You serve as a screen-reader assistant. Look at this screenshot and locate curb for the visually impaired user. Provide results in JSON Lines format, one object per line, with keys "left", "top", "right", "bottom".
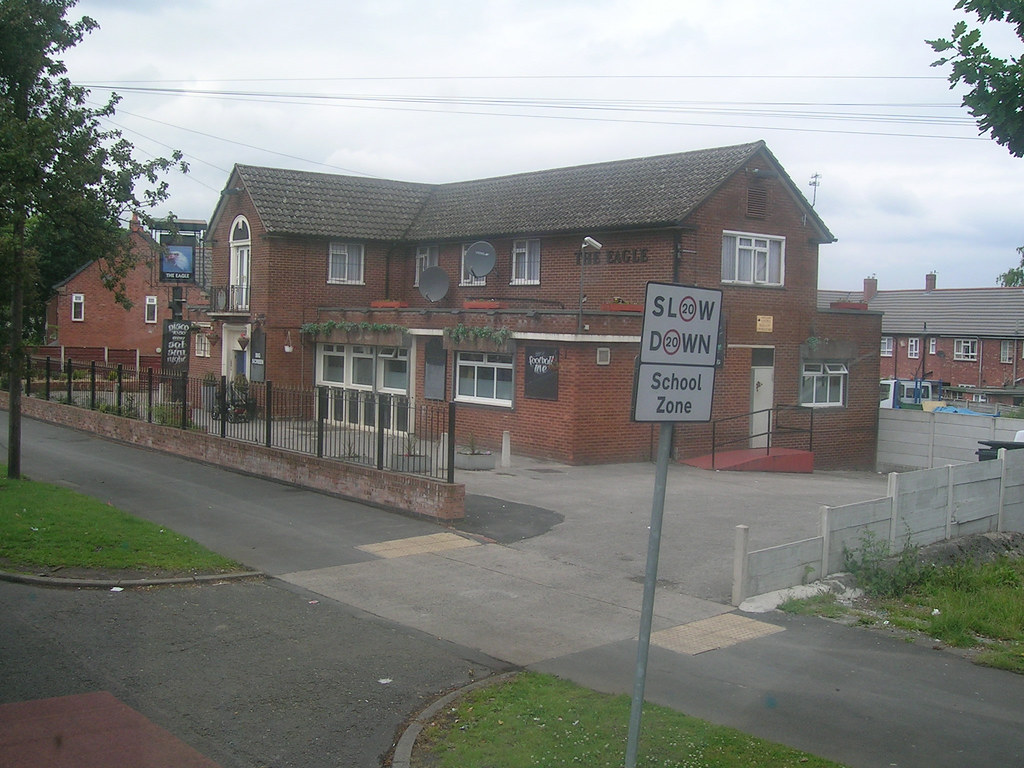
{"left": 390, "top": 671, "right": 518, "bottom": 768}
{"left": 0, "top": 570, "right": 265, "bottom": 589}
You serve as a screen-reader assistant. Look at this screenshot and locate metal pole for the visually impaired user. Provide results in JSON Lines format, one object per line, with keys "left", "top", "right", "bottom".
{"left": 624, "top": 420, "right": 674, "bottom": 767}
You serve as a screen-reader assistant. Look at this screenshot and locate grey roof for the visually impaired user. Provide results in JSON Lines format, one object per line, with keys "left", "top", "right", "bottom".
{"left": 819, "top": 287, "right": 1024, "bottom": 337}
{"left": 232, "top": 141, "right": 833, "bottom": 243}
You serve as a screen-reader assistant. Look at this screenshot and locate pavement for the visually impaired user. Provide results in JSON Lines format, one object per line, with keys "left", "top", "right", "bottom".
{"left": 2, "top": 413, "right": 1024, "bottom": 767}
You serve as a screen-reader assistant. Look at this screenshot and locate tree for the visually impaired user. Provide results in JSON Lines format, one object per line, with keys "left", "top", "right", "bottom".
{"left": 0, "top": 0, "right": 186, "bottom": 478}
{"left": 927, "top": 1, "right": 1024, "bottom": 157}
{"left": 997, "top": 246, "right": 1024, "bottom": 286}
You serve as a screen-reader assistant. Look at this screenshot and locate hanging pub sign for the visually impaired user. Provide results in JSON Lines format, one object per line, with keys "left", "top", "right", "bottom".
{"left": 160, "top": 234, "right": 196, "bottom": 282}
{"left": 524, "top": 346, "right": 559, "bottom": 401}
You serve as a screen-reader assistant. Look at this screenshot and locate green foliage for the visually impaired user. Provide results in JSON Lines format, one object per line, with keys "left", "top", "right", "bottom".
{"left": 299, "top": 320, "right": 407, "bottom": 337}
{"left": 927, "top": 1, "right": 1024, "bottom": 157}
{"left": 997, "top": 245, "right": 1024, "bottom": 287}
{"left": 445, "top": 323, "right": 513, "bottom": 345}
{"left": 843, "top": 530, "right": 932, "bottom": 598}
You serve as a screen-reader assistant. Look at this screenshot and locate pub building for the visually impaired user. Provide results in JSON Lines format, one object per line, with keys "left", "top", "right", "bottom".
{"left": 201, "top": 140, "right": 880, "bottom": 469}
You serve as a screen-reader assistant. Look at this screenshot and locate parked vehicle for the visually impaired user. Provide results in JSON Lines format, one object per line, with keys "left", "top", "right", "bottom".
{"left": 879, "top": 378, "right": 943, "bottom": 409}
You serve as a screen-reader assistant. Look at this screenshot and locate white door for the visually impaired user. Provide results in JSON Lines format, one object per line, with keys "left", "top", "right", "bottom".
{"left": 750, "top": 349, "right": 775, "bottom": 448}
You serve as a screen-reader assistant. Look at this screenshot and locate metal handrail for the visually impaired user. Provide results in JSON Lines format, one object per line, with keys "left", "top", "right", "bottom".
{"left": 709, "top": 405, "right": 813, "bottom": 469}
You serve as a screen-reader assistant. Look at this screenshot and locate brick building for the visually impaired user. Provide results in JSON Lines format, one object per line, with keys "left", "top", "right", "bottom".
{"left": 821, "top": 274, "right": 1024, "bottom": 407}
{"left": 202, "top": 141, "right": 881, "bottom": 468}
{"left": 46, "top": 217, "right": 209, "bottom": 363}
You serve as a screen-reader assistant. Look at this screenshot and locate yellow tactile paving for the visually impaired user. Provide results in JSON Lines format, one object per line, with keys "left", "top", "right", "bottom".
{"left": 356, "top": 532, "right": 480, "bottom": 559}
{"left": 651, "top": 613, "right": 784, "bottom": 655}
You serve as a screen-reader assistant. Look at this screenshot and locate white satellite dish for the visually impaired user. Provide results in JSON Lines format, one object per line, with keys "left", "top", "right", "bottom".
{"left": 464, "top": 241, "right": 496, "bottom": 279}
{"left": 418, "top": 266, "right": 450, "bottom": 302}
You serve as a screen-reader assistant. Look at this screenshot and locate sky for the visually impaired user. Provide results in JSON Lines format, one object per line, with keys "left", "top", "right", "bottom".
{"left": 61, "top": 0, "right": 1023, "bottom": 293}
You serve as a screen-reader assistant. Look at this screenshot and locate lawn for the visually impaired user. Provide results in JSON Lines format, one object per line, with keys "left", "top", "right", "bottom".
{"left": 0, "top": 467, "right": 242, "bottom": 575}
{"left": 412, "top": 671, "right": 846, "bottom": 768}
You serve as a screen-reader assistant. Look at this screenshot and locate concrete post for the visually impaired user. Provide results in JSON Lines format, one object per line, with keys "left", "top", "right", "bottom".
{"left": 501, "top": 430, "right": 511, "bottom": 467}
{"left": 731, "top": 524, "right": 749, "bottom": 607}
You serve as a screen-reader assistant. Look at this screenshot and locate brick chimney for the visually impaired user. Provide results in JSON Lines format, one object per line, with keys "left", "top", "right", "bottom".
{"left": 863, "top": 276, "right": 878, "bottom": 301}
{"left": 925, "top": 272, "right": 937, "bottom": 292}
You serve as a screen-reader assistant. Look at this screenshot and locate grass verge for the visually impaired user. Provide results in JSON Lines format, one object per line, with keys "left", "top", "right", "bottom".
{"left": 412, "top": 671, "right": 846, "bottom": 768}
{"left": 0, "top": 467, "right": 243, "bottom": 575}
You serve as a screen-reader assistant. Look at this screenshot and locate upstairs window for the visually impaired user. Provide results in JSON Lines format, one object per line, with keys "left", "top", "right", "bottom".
{"left": 229, "top": 216, "right": 251, "bottom": 311}
{"left": 880, "top": 336, "right": 894, "bottom": 357}
{"left": 907, "top": 337, "right": 919, "bottom": 359}
{"left": 1001, "top": 340, "right": 1014, "bottom": 364}
{"left": 511, "top": 238, "right": 541, "bottom": 285}
{"left": 145, "top": 295, "right": 158, "bottom": 324}
{"left": 721, "top": 232, "right": 784, "bottom": 286}
{"left": 954, "top": 338, "right": 978, "bottom": 361}
{"left": 415, "top": 245, "right": 439, "bottom": 286}
{"left": 461, "top": 243, "right": 486, "bottom": 286}
{"left": 328, "top": 242, "right": 365, "bottom": 285}
{"left": 71, "top": 293, "right": 85, "bottom": 321}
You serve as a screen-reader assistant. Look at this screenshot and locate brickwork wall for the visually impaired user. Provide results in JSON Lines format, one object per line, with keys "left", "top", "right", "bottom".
{"left": 3, "top": 393, "right": 464, "bottom": 522}
{"left": 881, "top": 333, "right": 1023, "bottom": 396}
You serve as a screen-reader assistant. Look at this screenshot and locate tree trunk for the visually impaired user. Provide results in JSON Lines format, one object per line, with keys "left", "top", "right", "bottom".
{"left": 7, "top": 214, "right": 25, "bottom": 479}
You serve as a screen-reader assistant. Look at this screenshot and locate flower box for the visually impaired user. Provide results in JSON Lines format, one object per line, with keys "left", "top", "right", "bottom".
{"left": 455, "top": 451, "right": 495, "bottom": 471}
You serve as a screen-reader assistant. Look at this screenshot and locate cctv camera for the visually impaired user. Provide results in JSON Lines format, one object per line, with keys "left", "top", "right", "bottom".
{"left": 582, "top": 236, "right": 603, "bottom": 250}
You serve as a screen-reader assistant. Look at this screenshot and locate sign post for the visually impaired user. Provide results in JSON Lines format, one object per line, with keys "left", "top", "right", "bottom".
{"left": 624, "top": 282, "right": 721, "bottom": 768}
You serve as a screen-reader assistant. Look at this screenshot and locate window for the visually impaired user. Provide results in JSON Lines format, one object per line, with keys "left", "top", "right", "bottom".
{"left": 880, "top": 336, "right": 894, "bottom": 357}
{"left": 929, "top": 337, "right": 937, "bottom": 355}
{"left": 377, "top": 347, "right": 409, "bottom": 392}
{"left": 511, "top": 238, "right": 541, "bottom": 285}
{"left": 194, "top": 324, "right": 211, "bottom": 358}
{"left": 229, "top": 216, "right": 251, "bottom": 311}
{"left": 350, "top": 345, "right": 375, "bottom": 387}
{"left": 415, "top": 245, "right": 438, "bottom": 286}
{"left": 721, "top": 231, "right": 784, "bottom": 286}
{"left": 1001, "top": 340, "right": 1014, "bottom": 364}
{"left": 145, "top": 295, "right": 158, "bottom": 324}
{"left": 907, "top": 337, "right": 919, "bottom": 359}
{"left": 461, "top": 243, "right": 485, "bottom": 286}
{"left": 71, "top": 293, "right": 84, "bottom": 322}
{"left": 321, "top": 344, "right": 346, "bottom": 383}
{"left": 456, "top": 351, "right": 513, "bottom": 405}
{"left": 954, "top": 338, "right": 978, "bottom": 361}
{"left": 800, "top": 362, "right": 848, "bottom": 407}
{"left": 328, "top": 242, "right": 365, "bottom": 285}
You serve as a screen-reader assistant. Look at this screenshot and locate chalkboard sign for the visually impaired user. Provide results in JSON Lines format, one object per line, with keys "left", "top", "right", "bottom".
{"left": 525, "top": 346, "right": 559, "bottom": 401}
{"left": 162, "top": 320, "right": 192, "bottom": 374}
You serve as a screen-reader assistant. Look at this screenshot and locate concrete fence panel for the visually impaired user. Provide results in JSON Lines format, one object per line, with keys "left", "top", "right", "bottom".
{"left": 824, "top": 497, "right": 893, "bottom": 575}
{"left": 735, "top": 534, "right": 823, "bottom": 605}
{"left": 877, "top": 409, "right": 1024, "bottom": 471}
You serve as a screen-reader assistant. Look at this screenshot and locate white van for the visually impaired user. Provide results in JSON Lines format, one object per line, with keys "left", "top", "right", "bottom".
{"left": 879, "top": 379, "right": 943, "bottom": 409}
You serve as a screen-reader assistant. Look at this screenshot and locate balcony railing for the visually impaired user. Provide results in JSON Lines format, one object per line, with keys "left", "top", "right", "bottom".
{"left": 209, "top": 283, "right": 250, "bottom": 313}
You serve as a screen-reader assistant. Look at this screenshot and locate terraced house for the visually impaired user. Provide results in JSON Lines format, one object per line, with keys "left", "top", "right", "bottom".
{"left": 201, "top": 141, "right": 880, "bottom": 469}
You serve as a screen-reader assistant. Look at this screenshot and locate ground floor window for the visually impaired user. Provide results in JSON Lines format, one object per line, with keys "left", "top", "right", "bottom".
{"left": 456, "top": 351, "right": 513, "bottom": 405}
{"left": 800, "top": 362, "right": 847, "bottom": 407}
{"left": 317, "top": 343, "right": 409, "bottom": 393}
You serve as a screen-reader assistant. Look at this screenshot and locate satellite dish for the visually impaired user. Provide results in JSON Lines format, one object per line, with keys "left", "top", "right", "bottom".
{"left": 418, "top": 266, "right": 450, "bottom": 302}
{"left": 465, "top": 240, "right": 496, "bottom": 279}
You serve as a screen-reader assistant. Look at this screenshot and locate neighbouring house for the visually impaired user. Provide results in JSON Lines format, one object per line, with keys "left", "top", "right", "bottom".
{"left": 820, "top": 273, "right": 1024, "bottom": 407}
{"left": 45, "top": 217, "right": 210, "bottom": 368}
{"left": 201, "top": 140, "right": 881, "bottom": 468}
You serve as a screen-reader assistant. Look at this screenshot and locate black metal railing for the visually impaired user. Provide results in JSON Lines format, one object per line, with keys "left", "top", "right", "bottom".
{"left": 26, "top": 355, "right": 456, "bottom": 482}
{"left": 708, "top": 405, "right": 814, "bottom": 469}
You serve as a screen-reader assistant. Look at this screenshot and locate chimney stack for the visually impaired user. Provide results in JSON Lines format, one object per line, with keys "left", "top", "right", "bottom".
{"left": 863, "top": 275, "right": 878, "bottom": 301}
{"left": 925, "top": 272, "right": 937, "bottom": 292}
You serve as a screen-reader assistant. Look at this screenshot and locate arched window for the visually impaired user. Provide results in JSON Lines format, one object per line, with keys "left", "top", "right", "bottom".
{"left": 229, "top": 216, "right": 250, "bottom": 310}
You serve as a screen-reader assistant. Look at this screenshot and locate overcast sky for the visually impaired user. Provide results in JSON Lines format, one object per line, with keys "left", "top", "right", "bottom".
{"left": 63, "top": 0, "right": 1023, "bottom": 292}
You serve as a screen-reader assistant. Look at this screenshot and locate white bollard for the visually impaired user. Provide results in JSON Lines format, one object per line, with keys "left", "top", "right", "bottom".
{"left": 501, "top": 430, "right": 511, "bottom": 467}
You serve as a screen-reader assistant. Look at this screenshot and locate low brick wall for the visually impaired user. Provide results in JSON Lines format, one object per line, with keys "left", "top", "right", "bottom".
{"left": 2, "top": 394, "right": 465, "bottom": 522}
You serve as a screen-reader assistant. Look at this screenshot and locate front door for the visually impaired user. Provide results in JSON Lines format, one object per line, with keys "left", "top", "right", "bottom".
{"left": 750, "top": 348, "right": 775, "bottom": 448}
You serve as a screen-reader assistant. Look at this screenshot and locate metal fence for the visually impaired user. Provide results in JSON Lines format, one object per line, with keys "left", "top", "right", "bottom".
{"left": 26, "top": 355, "right": 456, "bottom": 482}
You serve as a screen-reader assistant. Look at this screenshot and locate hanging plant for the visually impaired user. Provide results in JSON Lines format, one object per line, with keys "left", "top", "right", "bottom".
{"left": 300, "top": 320, "right": 408, "bottom": 338}
{"left": 445, "top": 323, "right": 513, "bottom": 348}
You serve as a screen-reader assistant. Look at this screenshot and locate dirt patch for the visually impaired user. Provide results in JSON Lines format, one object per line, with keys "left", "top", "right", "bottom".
{"left": 910, "top": 531, "right": 1024, "bottom": 568}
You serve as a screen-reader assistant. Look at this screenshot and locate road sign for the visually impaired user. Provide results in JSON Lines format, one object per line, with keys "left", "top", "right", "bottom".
{"left": 632, "top": 282, "right": 722, "bottom": 423}
{"left": 640, "top": 283, "right": 722, "bottom": 368}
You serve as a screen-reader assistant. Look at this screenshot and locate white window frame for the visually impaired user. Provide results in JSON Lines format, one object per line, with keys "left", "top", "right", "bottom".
{"left": 954, "top": 338, "right": 978, "bottom": 361}
{"left": 721, "top": 231, "right": 785, "bottom": 286}
{"left": 144, "top": 295, "right": 158, "bottom": 324}
{"left": 377, "top": 347, "right": 409, "bottom": 393}
{"left": 229, "top": 215, "right": 251, "bottom": 311}
{"left": 414, "top": 245, "right": 439, "bottom": 286}
{"left": 194, "top": 324, "right": 212, "bottom": 358}
{"left": 315, "top": 343, "right": 409, "bottom": 395}
{"left": 328, "top": 242, "right": 365, "bottom": 285}
{"left": 1001, "top": 340, "right": 1014, "bottom": 364}
{"left": 71, "top": 293, "right": 85, "bottom": 322}
{"left": 880, "top": 336, "right": 894, "bottom": 357}
{"left": 929, "top": 337, "right": 937, "bottom": 355}
{"left": 456, "top": 351, "right": 513, "bottom": 406}
{"left": 511, "top": 238, "right": 541, "bottom": 285}
{"left": 907, "top": 337, "right": 919, "bottom": 359}
{"left": 800, "top": 362, "right": 848, "bottom": 408}
{"left": 461, "top": 243, "right": 486, "bottom": 287}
